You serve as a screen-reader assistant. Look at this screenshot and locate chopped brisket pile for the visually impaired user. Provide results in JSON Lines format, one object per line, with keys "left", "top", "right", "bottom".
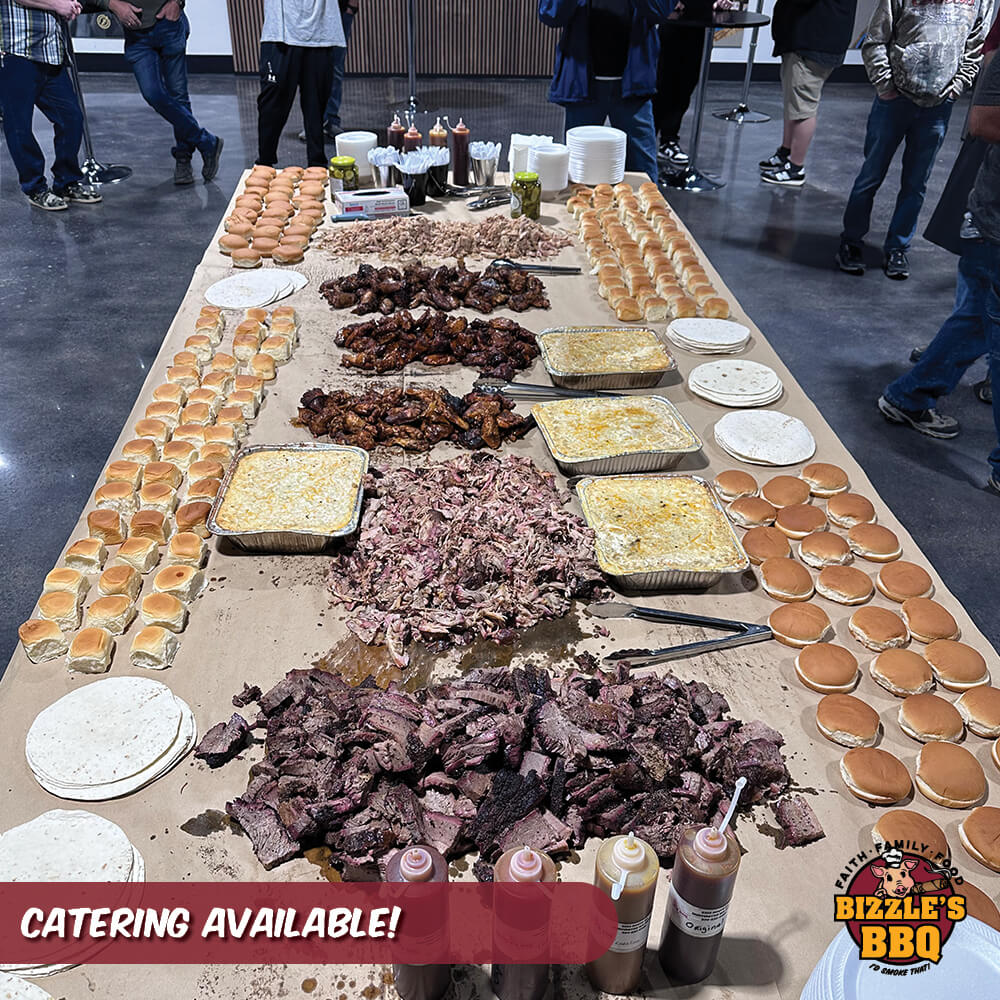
{"left": 293, "top": 386, "right": 532, "bottom": 452}
{"left": 327, "top": 454, "right": 605, "bottom": 663}
{"left": 221, "top": 662, "right": 794, "bottom": 872}
{"left": 320, "top": 262, "right": 550, "bottom": 316}
{"left": 772, "top": 794, "right": 825, "bottom": 847}
{"left": 195, "top": 713, "right": 252, "bottom": 768}
{"left": 335, "top": 309, "right": 539, "bottom": 380}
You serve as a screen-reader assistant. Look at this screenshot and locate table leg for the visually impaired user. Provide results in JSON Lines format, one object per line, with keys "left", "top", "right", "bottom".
{"left": 713, "top": 0, "right": 770, "bottom": 123}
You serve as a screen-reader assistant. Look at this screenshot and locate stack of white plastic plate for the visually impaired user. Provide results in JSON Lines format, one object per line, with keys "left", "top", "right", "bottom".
{"left": 204, "top": 269, "right": 307, "bottom": 309}
{"left": 666, "top": 318, "right": 750, "bottom": 354}
{"left": 567, "top": 126, "right": 627, "bottom": 185}
{"left": 688, "top": 359, "right": 783, "bottom": 407}
{"left": 0, "top": 810, "right": 145, "bottom": 977}
{"left": 714, "top": 409, "right": 815, "bottom": 466}
{"left": 25, "top": 677, "right": 196, "bottom": 801}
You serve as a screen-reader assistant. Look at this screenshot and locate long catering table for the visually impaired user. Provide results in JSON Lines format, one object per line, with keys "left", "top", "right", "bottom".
{"left": 3, "top": 174, "right": 998, "bottom": 1000}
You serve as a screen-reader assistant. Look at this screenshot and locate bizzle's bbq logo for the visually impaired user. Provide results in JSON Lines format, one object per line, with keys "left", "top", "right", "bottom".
{"left": 834, "top": 847, "right": 966, "bottom": 967}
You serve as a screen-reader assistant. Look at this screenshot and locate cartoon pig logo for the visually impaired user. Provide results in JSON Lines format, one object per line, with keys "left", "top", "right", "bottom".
{"left": 871, "top": 851, "right": 918, "bottom": 898}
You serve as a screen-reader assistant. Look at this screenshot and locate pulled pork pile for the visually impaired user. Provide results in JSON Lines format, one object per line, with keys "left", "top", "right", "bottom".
{"left": 293, "top": 386, "right": 532, "bottom": 452}
{"left": 219, "top": 662, "right": 795, "bottom": 872}
{"left": 328, "top": 453, "right": 605, "bottom": 661}
{"left": 319, "top": 262, "right": 550, "bottom": 316}
{"left": 336, "top": 309, "right": 539, "bottom": 380}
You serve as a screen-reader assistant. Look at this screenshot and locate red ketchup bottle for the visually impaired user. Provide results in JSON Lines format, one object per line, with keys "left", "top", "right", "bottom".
{"left": 388, "top": 114, "right": 406, "bottom": 150}
{"left": 384, "top": 845, "right": 451, "bottom": 1000}
{"left": 450, "top": 118, "right": 470, "bottom": 187}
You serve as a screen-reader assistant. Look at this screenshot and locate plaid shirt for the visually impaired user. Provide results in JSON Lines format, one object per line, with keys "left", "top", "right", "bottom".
{"left": 0, "top": 0, "right": 65, "bottom": 65}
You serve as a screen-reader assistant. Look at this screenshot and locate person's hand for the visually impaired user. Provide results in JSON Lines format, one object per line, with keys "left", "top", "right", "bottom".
{"left": 109, "top": 0, "right": 143, "bottom": 29}
{"left": 52, "top": 0, "right": 81, "bottom": 20}
{"left": 880, "top": 87, "right": 900, "bottom": 100}
{"left": 157, "top": 0, "right": 182, "bottom": 21}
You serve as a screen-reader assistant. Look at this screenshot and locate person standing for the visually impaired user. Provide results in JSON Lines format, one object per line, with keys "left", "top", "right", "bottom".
{"left": 298, "top": 0, "right": 357, "bottom": 143}
{"left": 539, "top": 0, "right": 673, "bottom": 184}
{"left": 836, "top": 0, "right": 991, "bottom": 280}
{"left": 0, "top": 0, "right": 102, "bottom": 209}
{"left": 94, "top": 0, "right": 222, "bottom": 185}
{"left": 257, "top": 0, "right": 344, "bottom": 169}
{"left": 653, "top": 15, "right": 701, "bottom": 169}
{"left": 758, "top": 0, "right": 858, "bottom": 186}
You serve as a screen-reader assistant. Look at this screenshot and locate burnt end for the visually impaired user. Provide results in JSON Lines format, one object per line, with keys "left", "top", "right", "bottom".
{"left": 194, "top": 713, "right": 251, "bottom": 768}
{"left": 772, "top": 795, "right": 825, "bottom": 847}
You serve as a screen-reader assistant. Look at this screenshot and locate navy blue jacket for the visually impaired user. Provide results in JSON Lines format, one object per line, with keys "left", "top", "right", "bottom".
{"left": 539, "top": 0, "right": 675, "bottom": 104}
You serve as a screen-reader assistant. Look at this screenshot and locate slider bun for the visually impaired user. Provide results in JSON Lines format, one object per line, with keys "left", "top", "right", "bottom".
{"left": 187, "top": 477, "right": 222, "bottom": 503}
{"left": 915, "top": 741, "right": 985, "bottom": 808}
{"left": 840, "top": 746, "right": 912, "bottom": 804}
{"left": 65, "top": 537, "right": 107, "bottom": 571}
{"left": 189, "top": 460, "right": 225, "bottom": 482}
{"left": 702, "top": 296, "right": 730, "bottom": 319}
{"left": 850, "top": 607, "right": 909, "bottom": 651}
{"left": 901, "top": 597, "right": 959, "bottom": 643}
{"left": 670, "top": 294, "right": 698, "bottom": 318}
{"left": 87, "top": 509, "right": 126, "bottom": 546}
{"left": 816, "top": 693, "right": 879, "bottom": 747}
{"left": 43, "top": 567, "right": 88, "bottom": 600}
{"left": 955, "top": 686, "right": 1000, "bottom": 738}
{"left": 97, "top": 564, "right": 141, "bottom": 600}
{"left": 714, "top": 469, "right": 758, "bottom": 501}
{"left": 799, "top": 531, "right": 852, "bottom": 568}
{"left": 876, "top": 561, "right": 933, "bottom": 602}
{"left": 872, "top": 809, "right": 949, "bottom": 862}
{"left": 38, "top": 591, "right": 80, "bottom": 630}
{"left": 152, "top": 564, "right": 204, "bottom": 602}
{"left": 251, "top": 354, "right": 277, "bottom": 380}
{"left": 143, "top": 462, "right": 183, "bottom": 489}
{"left": 960, "top": 807, "right": 1000, "bottom": 871}
{"left": 796, "top": 643, "right": 860, "bottom": 694}
{"left": 775, "top": 504, "right": 827, "bottom": 539}
{"left": 161, "top": 440, "right": 198, "bottom": 471}
{"left": 759, "top": 557, "right": 814, "bottom": 602}
{"left": 130, "top": 510, "right": 171, "bottom": 546}
{"left": 924, "top": 640, "right": 990, "bottom": 691}
{"left": 769, "top": 602, "right": 832, "bottom": 647}
{"left": 728, "top": 496, "right": 776, "bottom": 528}
{"left": 121, "top": 438, "right": 159, "bottom": 465}
{"left": 106, "top": 459, "right": 143, "bottom": 488}
{"left": 140, "top": 592, "right": 188, "bottom": 633}
{"left": 827, "top": 492, "right": 877, "bottom": 528}
{"left": 18, "top": 619, "right": 69, "bottom": 663}
{"left": 642, "top": 296, "right": 669, "bottom": 322}
{"left": 898, "top": 693, "right": 964, "bottom": 743}
{"left": 94, "top": 480, "right": 137, "bottom": 518}
{"left": 742, "top": 526, "right": 790, "bottom": 565}
{"left": 848, "top": 523, "right": 902, "bottom": 562}
{"left": 959, "top": 881, "right": 1000, "bottom": 931}
{"left": 129, "top": 626, "right": 179, "bottom": 671}
{"left": 176, "top": 501, "right": 212, "bottom": 538}
{"left": 114, "top": 536, "right": 160, "bottom": 574}
{"left": 815, "top": 565, "right": 874, "bottom": 605}
{"left": 869, "top": 649, "right": 934, "bottom": 696}
{"left": 761, "top": 475, "right": 811, "bottom": 509}
{"left": 614, "top": 297, "right": 642, "bottom": 322}
{"left": 67, "top": 626, "right": 114, "bottom": 673}
{"left": 232, "top": 248, "right": 262, "bottom": 268}
{"left": 167, "top": 531, "right": 207, "bottom": 568}
{"left": 85, "top": 595, "right": 136, "bottom": 636}
{"left": 800, "top": 462, "right": 849, "bottom": 497}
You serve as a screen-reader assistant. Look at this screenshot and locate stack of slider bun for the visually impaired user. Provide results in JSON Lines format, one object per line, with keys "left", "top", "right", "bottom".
{"left": 715, "top": 460, "right": 1000, "bottom": 883}
{"left": 566, "top": 180, "right": 731, "bottom": 323}
{"left": 17, "top": 302, "right": 300, "bottom": 674}
{"left": 220, "top": 164, "right": 327, "bottom": 269}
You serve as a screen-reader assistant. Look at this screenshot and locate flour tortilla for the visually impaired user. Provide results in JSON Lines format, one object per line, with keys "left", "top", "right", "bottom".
{"left": 693, "top": 384, "right": 784, "bottom": 408}
{"left": 689, "top": 359, "right": 780, "bottom": 397}
{"left": 204, "top": 271, "right": 292, "bottom": 309}
{"left": 0, "top": 973, "right": 54, "bottom": 1000}
{"left": 25, "top": 677, "right": 184, "bottom": 787}
{"left": 667, "top": 318, "right": 750, "bottom": 348}
{"left": 283, "top": 270, "right": 308, "bottom": 291}
{"left": 714, "top": 409, "right": 816, "bottom": 466}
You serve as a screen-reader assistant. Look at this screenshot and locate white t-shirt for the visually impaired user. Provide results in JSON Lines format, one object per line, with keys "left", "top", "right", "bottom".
{"left": 261, "top": 0, "right": 345, "bottom": 47}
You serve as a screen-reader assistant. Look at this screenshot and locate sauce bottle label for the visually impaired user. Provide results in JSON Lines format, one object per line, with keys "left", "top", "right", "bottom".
{"left": 608, "top": 913, "right": 652, "bottom": 953}
{"left": 666, "top": 886, "right": 729, "bottom": 939}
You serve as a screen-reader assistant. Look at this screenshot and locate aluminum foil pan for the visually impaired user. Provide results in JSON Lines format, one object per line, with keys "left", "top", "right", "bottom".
{"left": 207, "top": 442, "right": 369, "bottom": 553}
{"left": 576, "top": 473, "right": 749, "bottom": 591}
{"left": 533, "top": 395, "right": 702, "bottom": 476}
{"left": 536, "top": 325, "right": 677, "bottom": 390}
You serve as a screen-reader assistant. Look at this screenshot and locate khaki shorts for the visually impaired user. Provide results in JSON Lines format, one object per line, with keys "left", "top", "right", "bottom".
{"left": 781, "top": 52, "right": 835, "bottom": 120}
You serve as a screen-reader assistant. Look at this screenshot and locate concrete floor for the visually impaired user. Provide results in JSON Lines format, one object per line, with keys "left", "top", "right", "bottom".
{"left": 1, "top": 73, "right": 997, "bottom": 664}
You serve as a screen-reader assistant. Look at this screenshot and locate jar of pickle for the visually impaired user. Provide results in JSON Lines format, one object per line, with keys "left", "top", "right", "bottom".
{"left": 511, "top": 171, "right": 541, "bottom": 220}
{"left": 328, "top": 155, "right": 359, "bottom": 193}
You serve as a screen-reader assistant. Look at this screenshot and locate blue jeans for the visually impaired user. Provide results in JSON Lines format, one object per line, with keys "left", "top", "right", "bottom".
{"left": 324, "top": 9, "right": 353, "bottom": 129}
{"left": 562, "top": 78, "right": 658, "bottom": 184}
{"left": 841, "top": 95, "right": 953, "bottom": 253}
{"left": 883, "top": 238, "right": 1000, "bottom": 477}
{"left": 124, "top": 13, "right": 214, "bottom": 159}
{"left": 0, "top": 55, "right": 84, "bottom": 195}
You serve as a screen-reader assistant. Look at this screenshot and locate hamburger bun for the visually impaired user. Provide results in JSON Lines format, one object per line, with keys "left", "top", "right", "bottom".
{"left": 897, "top": 693, "right": 964, "bottom": 743}
{"left": 775, "top": 504, "right": 828, "bottom": 539}
{"left": 816, "top": 693, "right": 880, "bottom": 747}
{"left": 872, "top": 809, "right": 950, "bottom": 862}
{"left": 795, "top": 643, "right": 860, "bottom": 693}
{"left": 960, "top": 807, "right": 1000, "bottom": 872}
{"left": 840, "top": 747, "right": 912, "bottom": 804}
{"left": 272, "top": 244, "right": 305, "bottom": 265}
{"left": 901, "top": 598, "right": 959, "bottom": 643}
{"left": 993, "top": 737, "right": 1000, "bottom": 773}
{"left": 714, "top": 470, "right": 758, "bottom": 502}
{"left": 761, "top": 475, "right": 811, "bottom": 509}
{"left": 218, "top": 233, "right": 249, "bottom": 255}
{"left": 799, "top": 531, "right": 853, "bottom": 569}
{"left": 827, "top": 493, "right": 877, "bottom": 528}
{"left": 759, "top": 557, "right": 815, "bottom": 602}
{"left": 800, "top": 462, "right": 849, "bottom": 497}
{"left": 924, "top": 640, "right": 990, "bottom": 691}
{"left": 876, "top": 561, "right": 934, "bottom": 602}
{"left": 728, "top": 496, "right": 777, "bottom": 528}
{"left": 816, "top": 565, "right": 874, "bottom": 605}
{"left": 956, "top": 686, "right": 1000, "bottom": 738}
{"left": 769, "top": 602, "right": 832, "bottom": 648}
{"left": 848, "top": 523, "right": 902, "bottom": 562}
{"left": 869, "top": 649, "right": 934, "bottom": 697}
{"left": 849, "top": 606, "right": 910, "bottom": 651}
{"left": 915, "top": 741, "right": 985, "bottom": 808}
{"left": 742, "top": 526, "right": 791, "bottom": 564}
{"left": 959, "top": 881, "right": 1000, "bottom": 931}
{"left": 231, "top": 248, "right": 262, "bottom": 269}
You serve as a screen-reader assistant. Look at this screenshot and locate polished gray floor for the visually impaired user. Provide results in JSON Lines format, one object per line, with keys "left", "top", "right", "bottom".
{"left": 1, "top": 73, "right": 996, "bottom": 664}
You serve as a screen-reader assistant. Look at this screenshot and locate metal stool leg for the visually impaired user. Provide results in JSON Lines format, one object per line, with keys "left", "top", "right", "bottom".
{"left": 713, "top": 0, "right": 770, "bottom": 123}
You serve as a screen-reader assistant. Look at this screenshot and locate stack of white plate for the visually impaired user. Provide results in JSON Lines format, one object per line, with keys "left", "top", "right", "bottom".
{"left": 0, "top": 810, "right": 144, "bottom": 978}
{"left": 566, "top": 126, "right": 627, "bottom": 185}
{"left": 205, "top": 269, "right": 307, "bottom": 309}
{"left": 0, "top": 973, "right": 57, "bottom": 997}
{"left": 714, "top": 409, "right": 816, "bottom": 466}
{"left": 666, "top": 318, "right": 750, "bottom": 354}
{"left": 688, "top": 359, "right": 783, "bottom": 407}
{"left": 25, "top": 677, "right": 196, "bottom": 801}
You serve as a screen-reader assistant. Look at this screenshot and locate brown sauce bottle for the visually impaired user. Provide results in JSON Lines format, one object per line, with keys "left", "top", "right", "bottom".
{"left": 388, "top": 114, "right": 406, "bottom": 150}
{"left": 450, "top": 119, "right": 470, "bottom": 187}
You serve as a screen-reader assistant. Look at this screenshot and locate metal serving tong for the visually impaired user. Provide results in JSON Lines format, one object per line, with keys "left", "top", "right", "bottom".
{"left": 587, "top": 602, "right": 772, "bottom": 667}
{"left": 473, "top": 379, "right": 621, "bottom": 400}
{"left": 468, "top": 191, "right": 511, "bottom": 211}
{"left": 489, "top": 258, "right": 583, "bottom": 275}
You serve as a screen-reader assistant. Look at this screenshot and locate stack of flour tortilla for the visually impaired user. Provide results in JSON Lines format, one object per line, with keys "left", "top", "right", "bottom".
{"left": 0, "top": 810, "right": 145, "bottom": 978}
{"left": 688, "top": 359, "right": 783, "bottom": 407}
{"left": 25, "top": 676, "right": 196, "bottom": 800}
{"left": 714, "top": 409, "right": 816, "bottom": 466}
{"left": 666, "top": 317, "right": 750, "bottom": 354}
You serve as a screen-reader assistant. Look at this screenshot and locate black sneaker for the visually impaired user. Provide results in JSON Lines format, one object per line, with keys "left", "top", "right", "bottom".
{"left": 174, "top": 154, "right": 195, "bottom": 186}
{"left": 759, "top": 148, "right": 789, "bottom": 170}
{"left": 836, "top": 241, "right": 865, "bottom": 275}
{"left": 53, "top": 181, "right": 102, "bottom": 204}
{"left": 657, "top": 139, "right": 689, "bottom": 166}
{"left": 975, "top": 374, "right": 992, "bottom": 404}
{"left": 884, "top": 249, "right": 909, "bottom": 280}
{"left": 201, "top": 134, "right": 223, "bottom": 182}
{"left": 877, "top": 395, "right": 960, "bottom": 439}
{"left": 910, "top": 345, "right": 926, "bottom": 363}
{"left": 761, "top": 162, "right": 805, "bottom": 187}
{"left": 27, "top": 187, "right": 68, "bottom": 211}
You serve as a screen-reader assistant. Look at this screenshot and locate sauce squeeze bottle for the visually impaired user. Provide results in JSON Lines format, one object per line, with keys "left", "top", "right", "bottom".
{"left": 388, "top": 114, "right": 406, "bottom": 150}
{"left": 450, "top": 118, "right": 470, "bottom": 187}
{"left": 428, "top": 117, "right": 448, "bottom": 148}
